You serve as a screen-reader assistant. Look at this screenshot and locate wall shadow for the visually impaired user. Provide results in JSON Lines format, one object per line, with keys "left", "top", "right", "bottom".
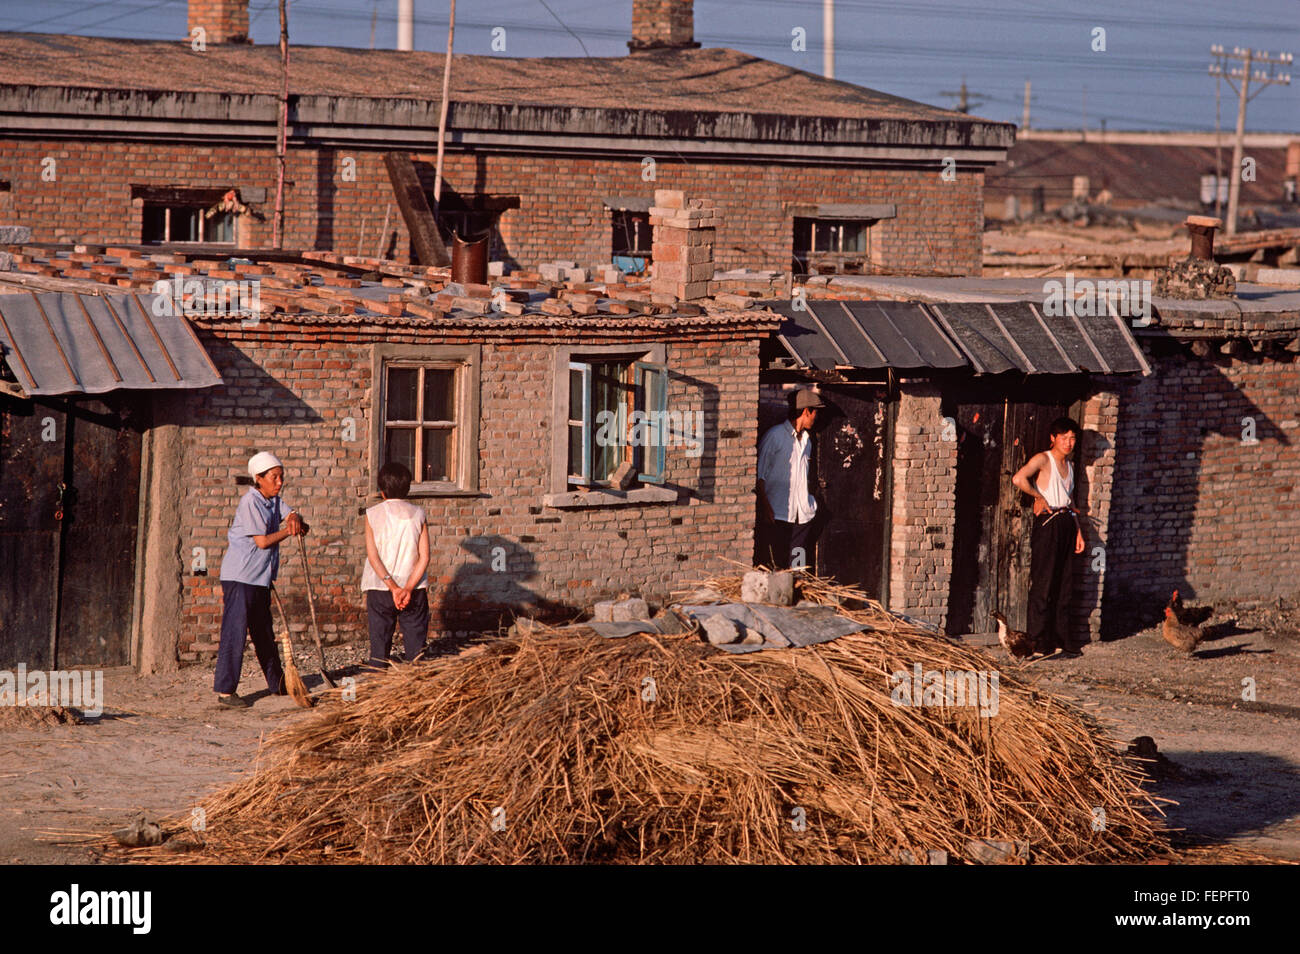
{"left": 442, "top": 534, "right": 582, "bottom": 633}
{"left": 1102, "top": 332, "right": 1289, "bottom": 640}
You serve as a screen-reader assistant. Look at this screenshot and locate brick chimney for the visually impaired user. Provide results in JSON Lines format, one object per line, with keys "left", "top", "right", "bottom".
{"left": 629, "top": 0, "right": 700, "bottom": 52}
{"left": 189, "top": 0, "right": 250, "bottom": 44}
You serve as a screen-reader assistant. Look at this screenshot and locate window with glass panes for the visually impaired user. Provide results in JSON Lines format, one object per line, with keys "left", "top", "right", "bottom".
{"left": 382, "top": 364, "right": 459, "bottom": 485}
{"left": 567, "top": 358, "right": 667, "bottom": 488}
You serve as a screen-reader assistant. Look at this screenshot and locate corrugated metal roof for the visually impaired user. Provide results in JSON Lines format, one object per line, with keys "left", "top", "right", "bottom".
{"left": 765, "top": 299, "right": 966, "bottom": 371}
{"left": 765, "top": 298, "right": 1150, "bottom": 376}
{"left": 0, "top": 292, "right": 223, "bottom": 396}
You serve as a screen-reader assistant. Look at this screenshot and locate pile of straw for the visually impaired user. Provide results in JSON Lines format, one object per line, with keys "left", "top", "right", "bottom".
{"left": 135, "top": 573, "right": 1165, "bottom": 864}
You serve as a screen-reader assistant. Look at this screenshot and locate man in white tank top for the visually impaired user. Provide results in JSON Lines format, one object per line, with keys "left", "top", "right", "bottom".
{"left": 362, "top": 462, "right": 431, "bottom": 666}
{"left": 1011, "top": 417, "right": 1086, "bottom": 657}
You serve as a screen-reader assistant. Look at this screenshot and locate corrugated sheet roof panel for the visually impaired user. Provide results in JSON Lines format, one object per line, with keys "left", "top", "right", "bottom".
{"left": 0, "top": 292, "right": 222, "bottom": 396}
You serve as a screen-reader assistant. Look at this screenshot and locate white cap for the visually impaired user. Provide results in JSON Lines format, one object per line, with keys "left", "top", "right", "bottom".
{"left": 248, "top": 451, "right": 283, "bottom": 478}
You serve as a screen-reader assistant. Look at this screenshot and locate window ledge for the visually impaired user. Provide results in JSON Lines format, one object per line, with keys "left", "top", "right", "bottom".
{"left": 406, "top": 488, "right": 485, "bottom": 499}
{"left": 543, "top": 487, "right": 679, "bottom": 509}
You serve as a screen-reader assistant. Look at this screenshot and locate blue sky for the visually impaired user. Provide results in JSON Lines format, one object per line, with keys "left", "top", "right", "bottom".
{"left": 2, "top": 0, "right": 1297, "bottom": 131}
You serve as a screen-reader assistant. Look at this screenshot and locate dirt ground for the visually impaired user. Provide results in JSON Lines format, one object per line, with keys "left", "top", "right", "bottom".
{"left": 2, "top": 600, "right": 1297, "bottom": 864}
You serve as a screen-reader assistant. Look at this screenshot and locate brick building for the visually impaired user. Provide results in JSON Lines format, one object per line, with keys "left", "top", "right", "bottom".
{"left": 768, "top": 275, "right": 1300, "bottom": 643}
{"left": 0, "top": 0, "right": 1013, "bottom": 279}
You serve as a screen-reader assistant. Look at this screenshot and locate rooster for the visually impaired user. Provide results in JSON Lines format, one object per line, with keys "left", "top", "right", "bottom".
{"left": 1162, "top": 600, "right": 1206, "bottom": 655}
{"left": 1167, "top": 589, "right": 1213, "bottom": 627}
{"left": 991, "top": 611, "right": 1037, "bottom": 660}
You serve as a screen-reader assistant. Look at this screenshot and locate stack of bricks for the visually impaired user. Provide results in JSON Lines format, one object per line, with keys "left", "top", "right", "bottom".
{"left": 650, "top": 189, "right": 721, "bottom": 301}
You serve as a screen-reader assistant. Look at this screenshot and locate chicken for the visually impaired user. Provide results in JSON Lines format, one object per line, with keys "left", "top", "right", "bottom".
{"left": 1162, "top": 605, "right": 1206, "bottom": 654}
{"left": 1167, "top": 589, "right": 1213, "bottom": 627}
{"left": 991, "top": 611, "right": 1036, "bottom": 659}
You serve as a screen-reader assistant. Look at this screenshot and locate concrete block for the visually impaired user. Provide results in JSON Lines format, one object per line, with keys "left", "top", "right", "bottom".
{"left": 488, "top": 260, "right": 505, "bottom": 277}
{"left": 612, "top": 597, "right": 651, "bottom": 622}
{"left": 0, "top": 226, "right": 32, "bottom": 245}
{"left": 768, "top": 570, "right": 794, "bottom": 606}
{"left": 539, "top": 263, "right": 563, "bottom": 282}
{"left": 0, "top": 251, "right": 11, "bottom": 271}
{"left": 741, "top": 570, "right": 769, "bottom": 603}
{"left": 562, "top": 266, "right": 589, "bottom": 283}
{"left": 594, "top": 600, "right": 616, "bottom": 622}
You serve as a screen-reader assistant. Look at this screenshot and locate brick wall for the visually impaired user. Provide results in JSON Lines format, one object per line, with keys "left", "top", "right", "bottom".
{"left": 1103, "top": 348, "right": 1300, "bottom": 631}
{"left": 165, "top": 323, "right": 761, "bottom": 663}
{"left": 0, "top": 139, "right": 985, "bottom": 276}
{"left": 1073, "top": 387, "right": 1121, "bottom": 643}
{"left": 887, "top": 383, "right": 957, "bottom": 629}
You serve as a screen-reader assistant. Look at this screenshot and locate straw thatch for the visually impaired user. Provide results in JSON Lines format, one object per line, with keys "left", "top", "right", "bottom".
{"left": 129, "top": 573, "right": 1167, "bottom": 864}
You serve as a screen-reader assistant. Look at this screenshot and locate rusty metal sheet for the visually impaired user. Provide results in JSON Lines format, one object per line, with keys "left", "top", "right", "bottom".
{"left": 0, "top": 293, "right": 222, "bottom": 396}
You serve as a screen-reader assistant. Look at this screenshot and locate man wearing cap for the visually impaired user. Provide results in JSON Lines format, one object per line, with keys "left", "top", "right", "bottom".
{"left": 756, "top": 388, "right": 825, "bottom": 570}
{"left": 214, "top": 451, "right": 307, "bottom": 708}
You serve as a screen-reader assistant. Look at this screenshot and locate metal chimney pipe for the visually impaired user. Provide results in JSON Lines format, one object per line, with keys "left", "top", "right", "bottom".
{"left": 451, "top": 231, "right": 488, "bottom": 285}
{"left": 1185, "top": 214, "right": 1222, "bottom": 261}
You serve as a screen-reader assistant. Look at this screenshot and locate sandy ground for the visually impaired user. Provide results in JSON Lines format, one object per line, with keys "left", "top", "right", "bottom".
{"left": 2, "top": 601, "right": 1297, "bottom": 865}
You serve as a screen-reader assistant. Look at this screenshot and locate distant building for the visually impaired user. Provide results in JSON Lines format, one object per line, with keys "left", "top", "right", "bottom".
{"left": 0, "top": 0, "right": 1012, "bottom": 278}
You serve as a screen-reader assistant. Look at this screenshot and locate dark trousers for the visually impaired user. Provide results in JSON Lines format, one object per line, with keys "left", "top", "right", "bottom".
{"left": 215, "top": 580, "right": 285, "bottom": 695}
{"left": 1027, "top": 511, "right": 1080, "bottom": 653}
{"left": 764, "top": 518, "right": 819, "bottom": 571}
{"left": 367, "top": 588, "right": 430, "bottom": 663}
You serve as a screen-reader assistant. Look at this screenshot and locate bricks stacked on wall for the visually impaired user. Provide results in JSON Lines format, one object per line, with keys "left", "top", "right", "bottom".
{"left": 650, "top": 190, "right": 720, "bottom": 300}
{"left": 887, "top": 384, "right": 958, "bottom": 630}
{"left": 172, "top": 324, "right": 761, "bottom": 663}
{"left": 0, "top": 141, "right": 984, "bottom": 276}
{"left": 1105, "top": 350, "right": 1300, "bottom": 622}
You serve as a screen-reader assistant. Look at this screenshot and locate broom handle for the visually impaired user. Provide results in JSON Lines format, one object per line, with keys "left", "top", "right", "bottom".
{"left": 270, "top": 585, "right": 297, "bottom": 667}
{"left": 296, "top": 533, "right": 329, "bottom": 667}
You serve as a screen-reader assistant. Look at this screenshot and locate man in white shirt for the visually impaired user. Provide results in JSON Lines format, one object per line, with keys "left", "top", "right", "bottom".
{"left": 756, "top": 388, "right": 826, "bottom": 569}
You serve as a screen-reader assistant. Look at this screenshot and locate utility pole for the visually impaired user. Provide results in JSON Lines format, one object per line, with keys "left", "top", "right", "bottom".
{"left": 940, "top": 77, "right": 988, "bottom": 114}
{"left": 1081, "top": 85, "right": 1086, "bottom": 142}
{"left": 433, "top": 0, "right": 456, "bottom": 205}
{"left": 273, "top": 0, "right": 289, "bottom": 249}
{"left": 1210, "top": 44, "right": 1293, "bottom": 234}
{"left": 397, "top": 0, "right": 413, "bottom": 51}
{"left": 823, "top": 0, "right": 834, "bottom": 80}
{"left": 1022, "top": 79, "right": 1031, "bottom": 130}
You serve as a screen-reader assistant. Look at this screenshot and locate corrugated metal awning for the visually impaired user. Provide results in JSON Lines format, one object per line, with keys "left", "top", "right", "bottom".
{"left": 766, "top": 299, "right": 967, "bottom": 371}
{"left": 765, "top": 298, "right": 1150, "bottom": 376}
{"left": 926, "top": 302, "right": 1150, "bottom": 375}
{"left": 0, "top": 292, "right": 223, "bottom": 396}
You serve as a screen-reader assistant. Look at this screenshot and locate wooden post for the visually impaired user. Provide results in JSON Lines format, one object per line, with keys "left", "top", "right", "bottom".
{"left": 433, "top": 0, "right": 456, "bottom": 206}
{"left": 273, "top": 0, "right": 289, "bottom": 249}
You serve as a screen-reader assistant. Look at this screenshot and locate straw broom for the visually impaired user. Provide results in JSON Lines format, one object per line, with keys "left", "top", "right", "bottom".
{"left": 271, "top": 587, "right": 313, "bottom": 709}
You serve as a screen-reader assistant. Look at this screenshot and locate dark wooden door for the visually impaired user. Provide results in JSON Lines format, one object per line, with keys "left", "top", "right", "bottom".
{"left": 0, "top": 400, "right": 66, "bottom": 668}
{"left": 946, "top": 380, "right": 1085, "bottom": 635}
{"left": 56, "top": 399, "right": 143, "bottom": 666}
{"left": 0, "top": 395, "right": 142, "bottom": 668}
{"left": 813, "top": 384, "right": 890, "bottom": 600}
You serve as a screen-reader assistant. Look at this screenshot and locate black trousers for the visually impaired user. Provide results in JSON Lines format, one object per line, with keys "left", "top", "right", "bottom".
{"left": 764, "top": 518, "right": 819, "bottom": 571}
{"left": 1027, "top": 511, "right": 1081, "bottom": 653}
{"left": 215, "top": 581, "right": 285, "bottom": 695}
{"left": 366, "top": 588, "right": 430, "bottom": 662}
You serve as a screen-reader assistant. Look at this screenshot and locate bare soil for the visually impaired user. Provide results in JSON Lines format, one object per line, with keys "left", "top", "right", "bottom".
{"left": 2, "top": 603, "right": 1297, "bottom": 864}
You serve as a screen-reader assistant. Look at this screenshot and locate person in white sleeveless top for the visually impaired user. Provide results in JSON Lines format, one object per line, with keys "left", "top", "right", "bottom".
{"left": 1011, "top": 417, "right": 1087, "bottom": 658}
{"left": 362, "top": 462, "right": 431, "bottom": 666}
